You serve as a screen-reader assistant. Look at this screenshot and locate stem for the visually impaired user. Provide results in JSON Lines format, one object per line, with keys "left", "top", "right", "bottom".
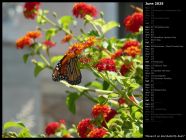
{"left": 60, "top": 80, "right": 113, "bottom": 95}
{"left": 90, "top": 22, "right": 102, "bottom": 35}
{"left": 90, "top": 67, "right": 143, "bottom": 111}
{"left": 40, "top": 14, "right": 57, "bottom": 27}
{"left": 38, "top": 12, "right": 70, "bottom": 34}
{"left": 81, "top": 92, "right": 98, "bottom": 103}
{"left": 99, "top": 72, "right": 121, "bottom": 94}
{"left": 130, "top": 5, "right": 143, "bottom": 13}
{"left": 39, "top": 53, "right": 53, "bottom": 69}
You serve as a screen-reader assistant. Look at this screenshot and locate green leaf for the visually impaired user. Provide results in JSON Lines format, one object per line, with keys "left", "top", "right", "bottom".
{"left": 84, "top": 15, "right": 93, "bottom": 21}
{"left": 22, "top": 54, "right": 30, "bottom": 64}
{"left": 18, "top": 128, "right": 32, "bottom": 138}
{"left": 45, "top": 28, "right": 58, "bottom": 40}
{"left": 103, "top": 80, "right": 109, "bottom": 90}
{"left": 108, "top": 93, "right": 118, "bottom": 99}
{"left": 131, "top": 106, "right": 139, "bottom": 113}
{"left": 107, "top": 118, "right": 123, "bottom": 128}
{"left": 93, "top": 18, "right": 105, "bottom": 27}
{"left": 3, "top": 121, "right": 25, "bottom": 131}
{"left": 58, "top": 16, "right": 74, "bottom": 28}
{"left": 52, "top": 11, "right": 57, "bottom": 18}
{"left": 66, "top": 92, "right": 80, "bottom": 114}
{"left": 34, "top": 62, "right": 46, "bottom": 77}
{"left": 87, "top": 30, "right": 99, "bottom": 36}
{"left": 105, "top": 71, "right": 118, "bottom": 81}
{"left": 50, "top": 55, "right": 64, "bottom": 65}
{"left": 132, "top": 129, "right": 143, "bottom": 138}
{"left": 102, "top": 21, "right": 120, "bottom": 34}
{"left": 135, "top": 111, "right": 143, "bottom": 120}
{"left": 100, "top": 11, "right": 104, "bottom": 18}
{"left": 98, "top": 96, "right": 108, "bottom": 104}
{"left": 36, "top": 10, "right": 47, "bottom": 25}
{"left": 85, "top": 81, "right": 102, "bottom": 89}
{"left": 35, "top": 44, "right": 43, "bottom": 54}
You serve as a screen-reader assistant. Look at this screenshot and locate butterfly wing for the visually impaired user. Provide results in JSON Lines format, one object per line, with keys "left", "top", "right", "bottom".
{"left": 52, "top": 55, "right": 81, "bottom": 85}
{"left": 65, "top": 56, "right": 82, "bottom": 85}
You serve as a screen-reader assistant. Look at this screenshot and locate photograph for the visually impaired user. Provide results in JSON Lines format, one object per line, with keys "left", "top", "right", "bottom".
{"left": 2, "top": 2, "right": 143, "bottom": 138}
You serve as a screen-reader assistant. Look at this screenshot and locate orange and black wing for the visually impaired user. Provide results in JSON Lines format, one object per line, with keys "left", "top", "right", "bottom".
{"left": 52, "top": 55, "right": 81, "bottom": 85}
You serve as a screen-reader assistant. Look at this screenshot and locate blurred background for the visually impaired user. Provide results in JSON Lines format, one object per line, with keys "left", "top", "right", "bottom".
{"left": 2, "top": 2, "right": 142, "bottom": 133}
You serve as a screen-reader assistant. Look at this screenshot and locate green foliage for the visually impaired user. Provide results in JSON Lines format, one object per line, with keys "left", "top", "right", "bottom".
{"left": 50, "top": 55, "right": 64, "bottom": 65}
{"left": 34, "top": 61, "right": 46, "bottom": 77}
{"left": 3, "top": 121, "right": 25, "bottom": 131}
{"left": 2, "top": 121, "right": 32, "bottom": 138}
{"left": 45, "top": 28, "right": 58, "bottom": 40}
{"left": 66, "top": 91, "right": 80, "bottom": 114}
{"left": 22, "top": 54, "right": 30, "bottom": 64}
{"left": 98, "top": 96, "right": 108, "bottom": 104}
{"left": 102, "top": 21, "right": 120, "bottom": 34}
{"left": 36, "top": 10, "right": 48, "bottom": 25}
{"left": 14, "top": 3, "right": 143, "bottom": 138}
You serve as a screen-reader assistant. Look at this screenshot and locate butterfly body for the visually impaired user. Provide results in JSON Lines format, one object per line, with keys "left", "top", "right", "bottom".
{"left": 52, "top": 55, "right": 82, "bottom": 85}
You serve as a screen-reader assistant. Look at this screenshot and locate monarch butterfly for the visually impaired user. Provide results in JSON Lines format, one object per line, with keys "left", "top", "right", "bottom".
{"left": 52, "top": 55, "right": 82, "bottom": 85}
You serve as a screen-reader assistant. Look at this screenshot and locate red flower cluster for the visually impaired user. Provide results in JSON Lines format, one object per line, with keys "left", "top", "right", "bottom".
{"left": 118, "top": 96, "right": 136, "bottom": 105}
{"left": 66, "top": 36, "right": 96, "bottom": 58}
{"left": 122, "top": 40, "right": 141, "bottom": 57}
{"left": 26, "top": 30, "right": 41, "bottom": 39}
{"left": 88, "top": 128, "right": 107, "bottom": 138}
{"left": 105, "top": 109, "right": 117, "bottom": 122}
{"left": 124, "top": 46, "right": 141, "bottom": 57}
{"left": 118, "top": 97, "right": 126, "bottom": 105}
{"left": 92, "top": 104, "right": 110, "bottom": 119}
{"left": 120, "top": 63, "right": 132, "bottom": 76}
{"left": 45, "top": 122, "right": 59, "bottom": 136}
{"left": 122, "top": 40, "right": 141, "bottom": 50}
{"left": 23, "top": 2, "right": 40, "bottom": 19}
{"left": 123, "top": 12, "right": 143, "bottom": 32}
{"left": 77, "top": 104, "right": 116, "bottom": 138}
{"left": 16, "top": 36, "right": 32, "bottom": 49}
{"left": 111, "top": 49, "right": 123, "bottom": 59}
{"left": 43, "top": 40, "right": 56, "bottom": 48}
{"left": 92, "top": 104, "right": 117, "bottom": 124}
{"left": 77, "top": 118, "right": 94, "bottom": 138}
{"left": 72, "top": 2, "right": 97, "bottom": 18}
{"left": 61, "top": 34, "right": 73, "bottom": 44}
{"left": 95, "top": 58, "right": 116, "bottom": 72}
{"left": 16, "top": 30, "right": 41, "bottom": 49}
{"left": 45, "top": 120, "right": 65, "bottom": 136}
{"left": 111, "top": 40, "right": 141, "bottom": 59}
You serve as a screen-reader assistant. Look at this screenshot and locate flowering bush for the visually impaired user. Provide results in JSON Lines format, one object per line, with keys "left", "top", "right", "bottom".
{"left": 3, "top": 2, "right": 143, "bottom": 138}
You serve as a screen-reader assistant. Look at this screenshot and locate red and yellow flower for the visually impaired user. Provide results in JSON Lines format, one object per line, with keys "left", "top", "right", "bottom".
{"left": 26, "top": 30, "right": 41, "bottom": 39}
{"left": 66, "top": 36, "right": 96, "bottom": 58}
{"left": 16, "top": 36, "right": 32, "bottom": 49}
{"left": 43, "top": 40, "right": 56, "bottom": 48}
{"left": 95, "top": 58, "right": 116, "bottom": 72}
{"left": 72, "top": 2, "right": 97, "bottom": 18}
{"left": 92, "top": 104, "right": 117, "bottom": 123}
{"left": 45, "top": 122, "right": 60, "bottom": 136}
{"left": 23, "top": 2, "right": 40, "bottom": 19}
{"left": 124, "top": 46, "right": 141, "bottom": 57}
{"left": 123, "top": 12, "right": 143, "bottom": 33}
{"left": 88, "top": 127, "right": 108, "bottom": 138}
{"left": 120, "top": 63, "right": 132, "bottom": 76}
{"left": 77, "top": 118, "right": 94, "bottom": 138}
{"left": 61, "top": 34, "right": 73, "bottom": 44}
{"left": 122, "top": 40, "right": 141, "bottom": 57}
